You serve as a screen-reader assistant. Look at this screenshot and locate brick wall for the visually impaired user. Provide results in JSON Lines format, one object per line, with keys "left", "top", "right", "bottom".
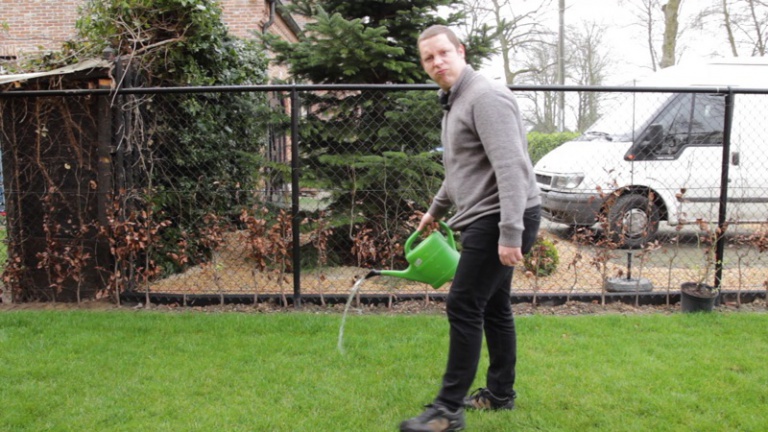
{"left": 1, "top": 0, "right": 84, "bottom": 59}
{"left": 0, "top": 0, "right": 301, "bottom": 79}
{"left": 219, "top": 0, "right": 299, "bottom": 81}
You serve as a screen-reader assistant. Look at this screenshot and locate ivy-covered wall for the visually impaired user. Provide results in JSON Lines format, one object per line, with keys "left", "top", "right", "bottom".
{"left": 1, "top": 0, "right": 301, "bottom": 79}
{"left": 1, "top": 0, "right": 276, "bottom": 302}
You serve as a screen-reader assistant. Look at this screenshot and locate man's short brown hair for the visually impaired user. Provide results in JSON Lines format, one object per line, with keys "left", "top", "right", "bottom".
{"left": 418, "top": 25, "right": 462, "bottom": 50}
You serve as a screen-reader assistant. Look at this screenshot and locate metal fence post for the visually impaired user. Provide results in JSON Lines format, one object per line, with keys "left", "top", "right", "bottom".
{"left": 290, "top": 87, "right": 302, "bottom": 308}
{"left": 96, "top": 82, "right": 113, "bottom": 228}
{"left": 715, "top": 89, "right": 735, "bottom": 289}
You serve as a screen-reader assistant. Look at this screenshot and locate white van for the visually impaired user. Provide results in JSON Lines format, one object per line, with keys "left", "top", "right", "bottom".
{"left": 534, "top": 58, "right": 768, "bottom": 248}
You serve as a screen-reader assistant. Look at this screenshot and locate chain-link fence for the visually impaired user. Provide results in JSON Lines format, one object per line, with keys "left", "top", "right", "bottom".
{"left": 2, "top": 76, "right": 767, "bottom": 306}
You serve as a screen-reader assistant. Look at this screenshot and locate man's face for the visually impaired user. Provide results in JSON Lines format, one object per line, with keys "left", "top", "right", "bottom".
{"left": 419, "top": 34, "right": 466, "bottom": 91}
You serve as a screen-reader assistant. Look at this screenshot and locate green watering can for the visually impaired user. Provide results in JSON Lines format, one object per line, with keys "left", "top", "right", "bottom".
{"left": 367, "top": 221, "right": 460, "bottom": 289}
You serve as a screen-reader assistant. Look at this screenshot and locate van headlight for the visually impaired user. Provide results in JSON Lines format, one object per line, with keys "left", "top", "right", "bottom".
{"left": 551, "top": 173, "right": 585, "bottom": 189}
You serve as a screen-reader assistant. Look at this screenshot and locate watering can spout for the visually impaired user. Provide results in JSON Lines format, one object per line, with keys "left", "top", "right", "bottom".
{"left": 373, "top": 221, "right": 460, "bottom": 289}
{"left": 364, "top": 268, "right": 443, "bottom": 289}
{"left": 378, "top": 268, "right": 449, "bottom": 289}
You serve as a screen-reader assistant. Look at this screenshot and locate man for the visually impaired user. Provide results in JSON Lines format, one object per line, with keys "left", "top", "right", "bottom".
{"left": 399, "top": 25, "right": 541, "bottom": 432}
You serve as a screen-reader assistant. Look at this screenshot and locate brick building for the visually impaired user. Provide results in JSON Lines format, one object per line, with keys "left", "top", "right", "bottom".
{"left": 0, "top": 0, "right": 304, "bottom": 80}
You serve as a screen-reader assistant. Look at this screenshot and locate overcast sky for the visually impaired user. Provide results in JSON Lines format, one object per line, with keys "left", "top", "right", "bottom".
{"left": 479, "top": 0, "right": 729, "bottom": 85}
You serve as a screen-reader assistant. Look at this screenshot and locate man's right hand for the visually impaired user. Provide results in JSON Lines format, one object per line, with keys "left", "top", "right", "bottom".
{"left": 417, "top": 212, "right": 435, "bottom": 232}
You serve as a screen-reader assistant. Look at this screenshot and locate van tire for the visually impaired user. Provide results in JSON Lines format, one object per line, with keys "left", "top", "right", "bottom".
{"left": 606, "top": 194, "right": 660, "bottom": 249}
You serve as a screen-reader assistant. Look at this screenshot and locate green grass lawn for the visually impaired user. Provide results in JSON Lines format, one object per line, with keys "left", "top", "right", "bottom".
{"left": 0, "top": 310, "right": 766, "bottom": 431}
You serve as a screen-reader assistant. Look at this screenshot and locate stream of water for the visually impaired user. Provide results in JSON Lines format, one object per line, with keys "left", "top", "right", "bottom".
{"left": 337, "top": 277, "right": 366, "bottom": 354}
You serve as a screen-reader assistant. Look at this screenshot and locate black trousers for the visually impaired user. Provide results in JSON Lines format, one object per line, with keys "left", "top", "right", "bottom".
{"left": 435, "top": 206, "right": 540, "bottom": 411}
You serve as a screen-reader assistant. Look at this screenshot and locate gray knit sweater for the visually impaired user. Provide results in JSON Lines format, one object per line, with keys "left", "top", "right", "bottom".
{"left": 427, "top": 66, "right": 541, "bottom": 248}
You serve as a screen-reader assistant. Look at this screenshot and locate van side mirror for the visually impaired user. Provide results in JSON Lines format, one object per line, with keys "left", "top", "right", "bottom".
{"left": 630, "top": 123, "right": 664, "bottom": 160}
{"left": 731, "top": 151, "right": 740, "bottom": 166}
{"left": 645, "top": 124, "right": 664, "bottom": 150}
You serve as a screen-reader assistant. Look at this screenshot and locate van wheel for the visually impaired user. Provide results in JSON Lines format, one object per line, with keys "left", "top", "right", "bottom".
{"left": 606, "top": 194, "right": 660, "bottom": 249}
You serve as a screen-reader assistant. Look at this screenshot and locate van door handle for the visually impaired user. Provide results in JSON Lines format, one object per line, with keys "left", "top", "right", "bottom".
{"left": 731, "top": 151, "right": 740, "bottom": 166}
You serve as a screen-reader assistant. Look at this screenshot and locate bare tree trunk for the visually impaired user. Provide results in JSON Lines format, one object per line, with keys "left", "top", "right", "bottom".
{"left": 557, "top": 0, "right": 566, "bottom": 132}
{"left": 490, "top": 0, "right": 516, "bottom": 83}
{"left": 479, "top": 0, "right": 553, "bottom": 84}
{"left": 647, "top": 7, "right": 658, "bottom": 72}
{"left": 621, "top": 0, "right": 659, "bottom": 72}
{"left": 570, "top": 21, "right": 609, "bottom": 130}
{"left": 748, "top": 0, "right": 766, "bottom": 55}
{"left": 659, "top": 0, "right": 682, "bottom": 69}
{"left": 722, "top": 0, "right": 739, "bottom": 56}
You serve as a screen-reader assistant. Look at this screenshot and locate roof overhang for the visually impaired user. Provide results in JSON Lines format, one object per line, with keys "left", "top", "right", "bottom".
{"left": 0, "top": 58, "right": 112, "bottom": 86}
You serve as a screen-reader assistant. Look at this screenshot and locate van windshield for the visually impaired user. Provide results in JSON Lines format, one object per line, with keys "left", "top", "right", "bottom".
{"left": 577, "top": 93, "right": 669, "bottom": 142}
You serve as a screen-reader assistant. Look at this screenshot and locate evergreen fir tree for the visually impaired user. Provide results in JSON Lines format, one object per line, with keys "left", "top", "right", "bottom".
{"left": 266, "top": 1, "right": 495, "bottom": 268}
{"left": 270, "top": 0, "right": 491, "bottom": 84}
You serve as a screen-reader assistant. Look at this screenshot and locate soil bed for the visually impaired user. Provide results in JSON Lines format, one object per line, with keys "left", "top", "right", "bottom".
{"left": 146, "top": 231, "right": 768, "bottom": 297}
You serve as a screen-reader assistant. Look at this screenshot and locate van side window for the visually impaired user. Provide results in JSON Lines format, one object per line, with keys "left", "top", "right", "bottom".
{"left": 688, "top": 95, "right": 726, "bottom": 145}
{"left": 630, "top": 93, "right": 725, "bottom": 160}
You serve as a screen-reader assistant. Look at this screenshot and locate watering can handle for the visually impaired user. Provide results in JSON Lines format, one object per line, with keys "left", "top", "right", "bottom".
{"left": 404, "top": 220, "right": 457, "bottom": 254}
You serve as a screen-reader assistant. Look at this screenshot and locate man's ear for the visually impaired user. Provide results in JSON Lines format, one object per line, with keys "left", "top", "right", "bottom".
{"left": 458, "top": 44, "right": 466, "bottom": 59}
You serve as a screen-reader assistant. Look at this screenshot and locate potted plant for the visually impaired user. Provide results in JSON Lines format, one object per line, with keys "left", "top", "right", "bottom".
{"left": 680, "top": 220, "right": 721, "bottom": 312}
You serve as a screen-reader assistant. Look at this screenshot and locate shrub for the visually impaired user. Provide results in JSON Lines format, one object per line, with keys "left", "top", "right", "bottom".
{"left": 527, "top": 131, "right": 580, "bottom": 165}
{"left": 524, "top": 236, "right": 560, "bottom": 277}
{"left": 75, "top": 0, "right": 271, "bottom": 275}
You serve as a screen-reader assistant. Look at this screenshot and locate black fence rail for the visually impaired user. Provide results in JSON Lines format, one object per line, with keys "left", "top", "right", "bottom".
{"left": 2, "top": 77, "right": 768, "bottom": 307}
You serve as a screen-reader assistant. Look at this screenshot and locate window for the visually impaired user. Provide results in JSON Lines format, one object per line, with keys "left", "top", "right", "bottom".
{"left": 630, "top": 93, "right": 725, "bottom": 160}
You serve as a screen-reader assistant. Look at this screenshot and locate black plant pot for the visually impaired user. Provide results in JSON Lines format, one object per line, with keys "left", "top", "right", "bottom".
{"left": 680, "top": 282, "right": 718, "bottom": 313}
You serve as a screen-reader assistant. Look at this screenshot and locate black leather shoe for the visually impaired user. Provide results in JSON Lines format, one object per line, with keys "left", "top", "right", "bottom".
{"left": 399, "top": 404, "right": 465, "bottom": 432}
{"left": 463, "top": 387, "right": 515, "bottom": 411}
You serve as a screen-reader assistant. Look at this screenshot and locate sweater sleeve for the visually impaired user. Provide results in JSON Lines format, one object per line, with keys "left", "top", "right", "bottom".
{"left": 427, "top": 182, "right": 452, "bottom": 221}
{"left": 472, "top": 90, "right": 533, "bottom": 247}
